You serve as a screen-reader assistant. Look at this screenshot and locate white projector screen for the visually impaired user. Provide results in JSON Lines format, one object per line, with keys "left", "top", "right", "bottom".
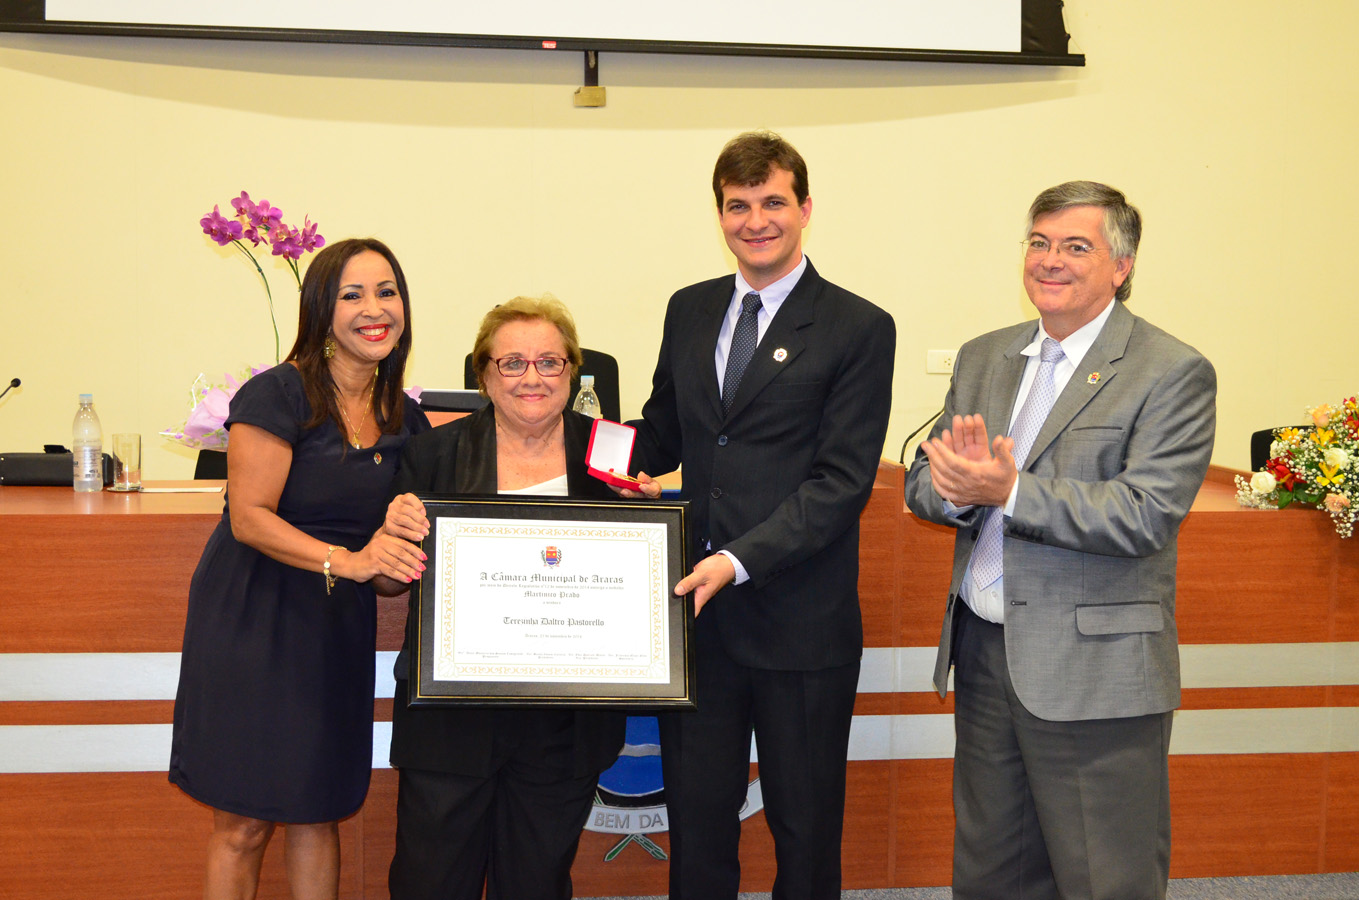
{"left": 0, "top": 0, "right": 1083, "bottom": 65}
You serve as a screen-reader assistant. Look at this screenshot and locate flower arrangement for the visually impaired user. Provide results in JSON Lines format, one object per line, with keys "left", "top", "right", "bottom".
{"left": 163, "top": 192, "right": 326, "bottom": 451}
{"left": 161, "top": 366, "right": 270, "bottom": 451}
{"left": 199, "top": 190, "right": 326, "bottom": 364}
{"left": 1236, "top": 396, "right": 1359, "bottom": 538}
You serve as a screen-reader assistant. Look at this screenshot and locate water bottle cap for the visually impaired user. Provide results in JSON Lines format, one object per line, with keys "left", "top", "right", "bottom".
{"left": 79, "top": 393, "right": 93, "bottom": 403}
{"left": 580, "top": 375, "right": 594, "bottom": 387}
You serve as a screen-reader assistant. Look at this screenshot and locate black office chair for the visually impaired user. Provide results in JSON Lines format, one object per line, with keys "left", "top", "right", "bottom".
{"left": 194, "top": 449, "right": 228, "bottom": 479}
{"left": 419, "top": 389, "right": 490, "bottom": 414}
{"left": 1250, "top": 426, "right": 1310, "bottom": 471}
{"left": 464, "top": 348, "right": 621, "bottom": 422}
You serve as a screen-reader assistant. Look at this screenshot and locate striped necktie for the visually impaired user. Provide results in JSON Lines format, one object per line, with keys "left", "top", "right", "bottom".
{"left": 970, "top": 337, "right": 1065, "bottom": 591}
{"left": 722, "top": 292, "right": 762, "bottom": 414}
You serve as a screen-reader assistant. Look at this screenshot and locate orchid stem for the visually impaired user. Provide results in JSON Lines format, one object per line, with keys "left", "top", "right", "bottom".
{"left": 233, "top": 240, "right": 281, "bottom": 364}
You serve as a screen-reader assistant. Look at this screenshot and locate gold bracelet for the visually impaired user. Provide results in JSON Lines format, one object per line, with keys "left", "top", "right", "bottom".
{"left": 324, "top": 545, "right": 339, "bottom": 596}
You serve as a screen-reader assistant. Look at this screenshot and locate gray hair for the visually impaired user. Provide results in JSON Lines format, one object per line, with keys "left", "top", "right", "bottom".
{"left": 1026, "top": 181, "right": 1141, "bottom": 302}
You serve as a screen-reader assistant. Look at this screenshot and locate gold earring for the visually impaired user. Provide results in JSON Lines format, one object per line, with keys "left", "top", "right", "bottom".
{"left": 323, "top": 335, "right": 337, "bottom": 359}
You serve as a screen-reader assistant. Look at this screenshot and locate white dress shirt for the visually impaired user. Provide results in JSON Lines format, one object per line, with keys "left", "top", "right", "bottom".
{"left": 711, "top": 255, "right": 809, "bottom": 585}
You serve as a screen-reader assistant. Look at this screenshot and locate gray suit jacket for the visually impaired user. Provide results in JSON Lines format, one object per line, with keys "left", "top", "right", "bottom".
{"left": 904, "top": 302, "right": 1216, "bottom": 722}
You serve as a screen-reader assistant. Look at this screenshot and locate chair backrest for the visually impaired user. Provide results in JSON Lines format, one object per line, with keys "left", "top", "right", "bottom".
{"left": 1250, "top": 426, "right": 1311, "bottom": 471}
{"left": 419, "top": 389, "right": 489, "bottom": 413}
{"left": 194, "top": 449, "right": 228, "bottom": 480}
{"left": 464, "top": 348, "right": 621, "bottom": 422}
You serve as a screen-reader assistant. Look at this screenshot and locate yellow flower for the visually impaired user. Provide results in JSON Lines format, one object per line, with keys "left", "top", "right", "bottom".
{"left": 1311, "top": 427, "right": 1335, "bottom": 447}
{"left": 1317, "top": 463, "right": 1346, "bottom": 487}
{"left": 1278, "top": 427, "right": 1302, "bottom": 444}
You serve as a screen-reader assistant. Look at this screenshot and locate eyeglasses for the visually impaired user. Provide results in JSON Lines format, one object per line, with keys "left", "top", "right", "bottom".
{"left": 491, "top": 356, "right": 568, "bottom": 377}
{"left": 1022, "top": 238, "right": 1104, "bottom": 259}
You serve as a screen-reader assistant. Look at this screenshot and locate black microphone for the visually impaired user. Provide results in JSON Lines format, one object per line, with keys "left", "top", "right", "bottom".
{"left": 898, "top": 407, "right": 944, "bottom": 466}
{"left": 0, "top": 377, "right": 18, "bottom": 402}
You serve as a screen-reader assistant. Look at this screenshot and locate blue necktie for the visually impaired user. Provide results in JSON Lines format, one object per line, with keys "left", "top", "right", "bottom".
{"left": 970, "top": 338, "right": 1065, "bottom": 591}
{"left": 722, "top": 292, "right": 762, "bottom": 414}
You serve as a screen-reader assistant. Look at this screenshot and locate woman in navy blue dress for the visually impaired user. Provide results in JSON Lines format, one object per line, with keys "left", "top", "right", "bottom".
{"left": 170, "top": 238, "right": 430, "bottom": 900}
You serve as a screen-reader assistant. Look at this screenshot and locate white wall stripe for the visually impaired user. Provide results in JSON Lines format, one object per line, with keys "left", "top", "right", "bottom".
{"left": 1178, "top": 643, "right": 1359, "bottom": 688}
{"left": 8, "top": 708, "right": 1359, "bottom": 773}
{"left": 1168, "top": 707, "right": 1359, "bottom": 755}
{"left": 0, "top": 652, "right": 404, "bottom": 702}
{"left": 0, "top": 653, "right": 183, "bottom": 701}
{"left": 1, "top": 724, "right": 172, "bottom": 773}
{"left": 7, "top": 645, "right": 1359, "bottom": 703}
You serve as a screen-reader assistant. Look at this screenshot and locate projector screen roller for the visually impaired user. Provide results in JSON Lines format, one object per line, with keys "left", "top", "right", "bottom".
{"left": 1, "top": 0, "right": 1082, "bottom": 65}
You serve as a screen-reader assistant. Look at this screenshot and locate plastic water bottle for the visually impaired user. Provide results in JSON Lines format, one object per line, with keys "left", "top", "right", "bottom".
{"left": 73, "top": 393, "right": 103, "bottom": 492}
{"left": 572, "top": 374, "right": 602, "bottom": 419}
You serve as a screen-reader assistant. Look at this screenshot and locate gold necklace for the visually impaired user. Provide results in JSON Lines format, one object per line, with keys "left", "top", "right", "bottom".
{"left": 338, "top": 373, "right": 377, "bottom": 449}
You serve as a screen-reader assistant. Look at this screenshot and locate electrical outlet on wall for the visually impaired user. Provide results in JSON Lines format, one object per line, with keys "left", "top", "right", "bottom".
{"left": 926, "top": 350, "right": 956, "bottom": 374}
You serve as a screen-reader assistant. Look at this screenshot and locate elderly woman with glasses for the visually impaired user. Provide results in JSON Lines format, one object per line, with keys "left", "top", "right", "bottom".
{"left": 380, "top": 295, "right": 627, "bottom": 900}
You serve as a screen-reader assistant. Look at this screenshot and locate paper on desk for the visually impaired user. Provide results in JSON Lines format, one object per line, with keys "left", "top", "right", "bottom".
{"left": 139, "top": 486, "right": 224, "bottom": 493}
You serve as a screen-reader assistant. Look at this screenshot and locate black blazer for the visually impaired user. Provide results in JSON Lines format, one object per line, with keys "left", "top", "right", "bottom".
{"left": 629, "top": 260, "right": 896, "bottom": 670}
{"left": 388, "top": 404, "right": 627, "bottom": 778}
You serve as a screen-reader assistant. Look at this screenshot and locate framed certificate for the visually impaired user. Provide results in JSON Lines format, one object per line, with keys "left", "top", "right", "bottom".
{"left": 409, "top": 494, "right": 693, "bottom": 708}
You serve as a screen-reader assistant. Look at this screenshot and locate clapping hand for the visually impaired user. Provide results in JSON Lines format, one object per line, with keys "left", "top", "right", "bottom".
{"left": 920, "top": 414, "right": 1018, "bottom": 508}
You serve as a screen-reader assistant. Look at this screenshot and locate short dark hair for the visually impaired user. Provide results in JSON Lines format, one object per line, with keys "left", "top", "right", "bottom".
{"left": 285, "top": 237, "right": 414, "bottom": 436}
{"left": 712, "top": 130, "right": 809, "bottom": 210}
{"left": 1027, "top": 181, "right": 1142, "bottom": 302}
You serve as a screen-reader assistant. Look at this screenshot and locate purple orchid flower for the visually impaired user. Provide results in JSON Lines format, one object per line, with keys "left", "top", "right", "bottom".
{"left": 194, "top": 191, "right": 327, "bottom": 369}
{"left": 200, "top": 205, "right": 244, "bottom": 246}
{"left": 230, "top": 191, "right": 256, "bottom": 220}
{"left": 232, "top": 191, "right": 283, "bottom": 231}
{"left": 253, "top": 199, "right": 284, "bottom": 231}
{"left": 270, "top": 226, "right": 305, "bottom": 260}
{"left": 299, "top": 217, "right": 325, "bottom": 253}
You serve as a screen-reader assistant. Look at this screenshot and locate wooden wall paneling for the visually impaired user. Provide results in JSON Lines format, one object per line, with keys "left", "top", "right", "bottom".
{"left": 841, "top": 760, "right": 895, "bottom": 887}
{"left": 0, "top": 515, "right": 215, "bottom": 653}
{"left": 1168, "top": 754, "right": 1326, "bottom": 877}
{"left": 1176, "top": 510, "right": 1334, "bottom": 645}
{"left": 891, "top": 759, "right": 954, "bottom": 887}
{"left": 5, "top": 468, "right": 1359, "bottom": 896}
{"left": 1322, "top": 752, "right": 1359, "bottom": 872}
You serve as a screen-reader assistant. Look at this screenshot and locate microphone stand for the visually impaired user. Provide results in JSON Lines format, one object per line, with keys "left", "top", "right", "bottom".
{"left": 898, "top": 408, "right": 944, "bottom": 467}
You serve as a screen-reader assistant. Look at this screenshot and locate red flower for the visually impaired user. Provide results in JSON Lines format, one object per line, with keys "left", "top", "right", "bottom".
{"left": 1266, "top": 457, "right": 1304, "bottom": 490}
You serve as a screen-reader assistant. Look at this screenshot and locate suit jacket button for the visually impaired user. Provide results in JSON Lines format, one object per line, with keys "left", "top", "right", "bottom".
{"left": 717, "top": 435, "right": 728, "bottom": 446}
{"left": 710, "top": 487, "right": 722, "bottom": 499}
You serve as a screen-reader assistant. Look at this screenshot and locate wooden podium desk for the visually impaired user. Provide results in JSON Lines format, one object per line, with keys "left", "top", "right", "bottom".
{"left": 1, "top": 467, "right": 1357, "bottom": 898}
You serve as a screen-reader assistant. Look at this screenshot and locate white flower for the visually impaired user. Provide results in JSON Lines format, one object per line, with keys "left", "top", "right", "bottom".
{"left": 1323, "top": 447, "right": 1350, "bottom": 469}
{"left": 1250, "top": 471, "right": 1278, "bottom": 495}
{"left": 1270, "top": 440, "right": 1289, "bottom": 458}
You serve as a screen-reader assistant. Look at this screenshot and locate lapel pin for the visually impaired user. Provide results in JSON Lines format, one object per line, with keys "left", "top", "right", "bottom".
{"left": 773, "top": 348, "right": 788, "bottom": 362}
{"left": 1087, "top": 372, "right": 1101, "bottom": 385}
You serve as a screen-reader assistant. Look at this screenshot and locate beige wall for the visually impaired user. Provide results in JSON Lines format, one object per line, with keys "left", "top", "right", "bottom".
{"left": 2, "top": 0, "right": 1355, "bottom": 480}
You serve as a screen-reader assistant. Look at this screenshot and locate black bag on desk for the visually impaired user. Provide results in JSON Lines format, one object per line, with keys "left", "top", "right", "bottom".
{"left": 0, "top": 451, "right": 114, "bottom": 486}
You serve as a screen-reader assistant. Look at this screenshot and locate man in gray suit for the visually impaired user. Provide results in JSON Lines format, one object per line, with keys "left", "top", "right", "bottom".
{"left": 904, "top": 181, "right": 1216, "bottom": 900}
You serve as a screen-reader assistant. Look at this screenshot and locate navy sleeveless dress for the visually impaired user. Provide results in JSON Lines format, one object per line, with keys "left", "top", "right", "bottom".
{"left": 169, "top": 364, "right": 429, "bottom": 823}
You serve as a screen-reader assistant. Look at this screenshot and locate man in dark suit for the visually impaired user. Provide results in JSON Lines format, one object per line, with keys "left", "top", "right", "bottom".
{"left": 904, "top": 182, "right": 1217, "bottom": 900}
{"left": 627, "top": 131, "right": 895, "bottom": 900}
